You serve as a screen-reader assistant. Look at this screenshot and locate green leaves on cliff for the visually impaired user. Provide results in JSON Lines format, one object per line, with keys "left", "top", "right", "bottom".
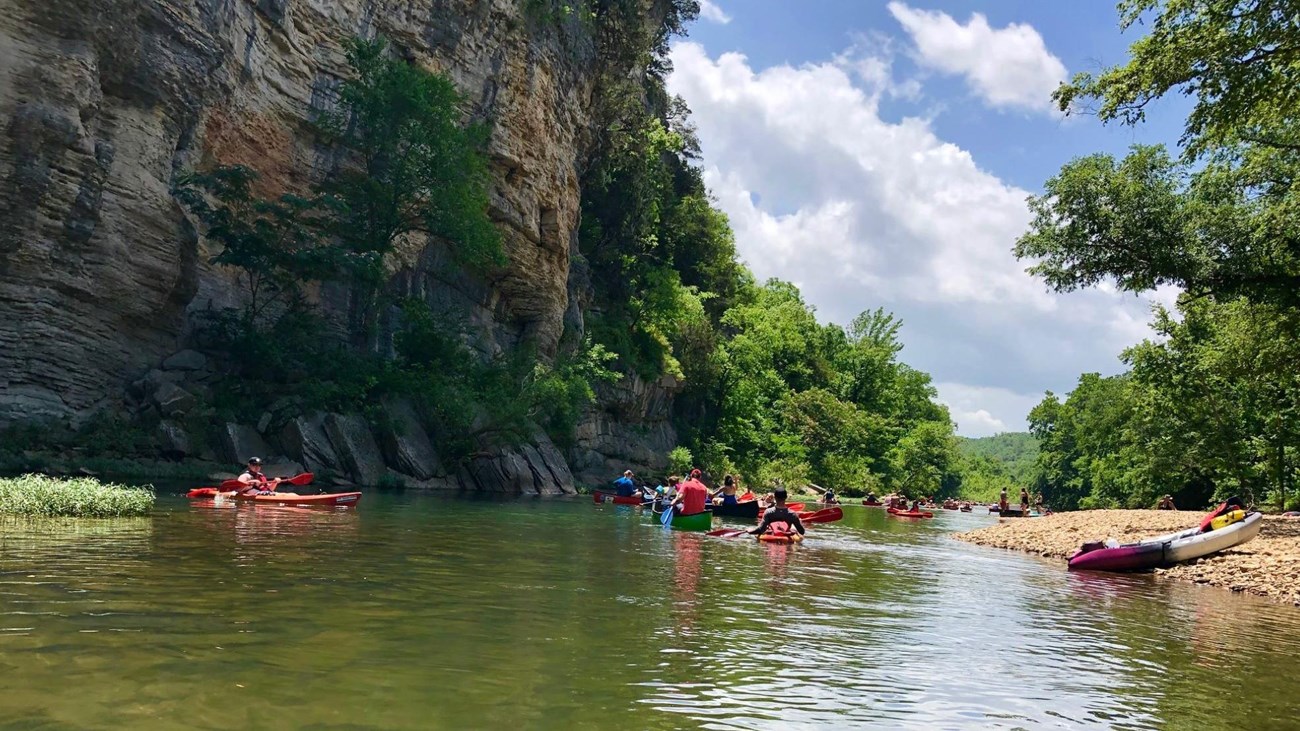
{"left": 179, "top": 38, "right": 502, "bottom": 342}
{"left": 173, "top": 37, "right": 609, "bottom": 457}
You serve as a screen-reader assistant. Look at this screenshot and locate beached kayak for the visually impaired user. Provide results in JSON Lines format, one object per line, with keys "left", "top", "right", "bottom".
{"left": 593, "top": 491, "right": 647, "bottom": 506}
{"left": 234, "top": 491, "right": 362, "bottom": 507}
{"left": 708, "top": 500, "right": 760, "bottom": 519}
{"left": 1068, "top": 511, "right": 1262, "bottom": 572}
{"left": 670, "top": 511, "right": 713, "bottom": 532}
{"left": 887, "top": 508, "right": 934, "bottom": 519}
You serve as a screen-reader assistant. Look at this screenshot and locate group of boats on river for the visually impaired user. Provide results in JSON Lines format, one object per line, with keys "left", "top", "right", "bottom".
{"left": 179, "top": 459, "right": 1265, "bottom": 574}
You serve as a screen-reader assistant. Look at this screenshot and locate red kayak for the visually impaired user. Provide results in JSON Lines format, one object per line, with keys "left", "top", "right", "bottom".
{"left": 887, "top": 507, "right": 934, "bottom": 519}
{"left": 593, "top": 491, "right": 646, "bottom": 506}
{"left": 862, "top": 499, "right": 883, "bottom": 507}
{"left": 234, "top": 491, "right": 361, "bottom": 507}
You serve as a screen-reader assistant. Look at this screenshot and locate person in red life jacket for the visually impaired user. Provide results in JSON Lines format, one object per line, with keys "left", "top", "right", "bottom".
{"left": 747, "top": 488, "right": 806, "bottom": 538}
{"left": 673, "top": 469, "right": 710, "bottom": 516}
{"left": 235, "top": 457, "right": 281, "bottom": 495}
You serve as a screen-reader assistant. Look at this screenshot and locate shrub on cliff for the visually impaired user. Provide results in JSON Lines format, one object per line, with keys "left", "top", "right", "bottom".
{"left": 177, "top": 36, "right": 502, "bottom": 349}
{"left": 0, "top": 474, "right": 154, "bottom": 518}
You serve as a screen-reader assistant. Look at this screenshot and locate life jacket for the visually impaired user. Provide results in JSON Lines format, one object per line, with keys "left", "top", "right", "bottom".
{"left": 766, "top": 520, "right": 794, "bottom": 537}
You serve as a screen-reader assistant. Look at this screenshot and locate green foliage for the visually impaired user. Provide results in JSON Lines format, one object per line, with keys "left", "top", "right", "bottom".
{"left": 179, "top": 37, "right": 502, "bottom": 350}
{"left": 0, "top": 474, "right": 154, "bottom": 517}
{"left": 1015, "top": 1, "right": 1300, "bottom": 511}
{"left": 953, "top": 433, "right": 1039, "bottom": 502}
{"left": 667, "top": 446, "right": 694, "bottom": 476}
{"left": 1023, "top": 0, "right": 1300, "bottom": 308}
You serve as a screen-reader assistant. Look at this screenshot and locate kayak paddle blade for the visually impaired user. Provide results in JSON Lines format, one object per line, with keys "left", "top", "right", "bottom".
{"left": 661, "top": 504, "right": 674, "bottom": 527}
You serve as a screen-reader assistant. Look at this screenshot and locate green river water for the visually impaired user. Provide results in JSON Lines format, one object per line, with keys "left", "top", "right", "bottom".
{"left": 3, "top": 493, "right": 1300, "bottom": 730}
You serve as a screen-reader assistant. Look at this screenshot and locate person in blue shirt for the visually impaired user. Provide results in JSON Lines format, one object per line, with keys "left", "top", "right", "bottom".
{"left": 613, "top": 470, "right": 639, "bottom": 498}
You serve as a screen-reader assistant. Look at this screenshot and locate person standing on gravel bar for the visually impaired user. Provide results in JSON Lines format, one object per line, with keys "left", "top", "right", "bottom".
{"left": 1020, "top": 488, "right": 1031, "bottom": 514}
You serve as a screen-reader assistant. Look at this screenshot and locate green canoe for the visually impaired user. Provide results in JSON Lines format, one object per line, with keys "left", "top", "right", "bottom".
{"left": 670, "top": 511, "right": 713, "bottom": 532}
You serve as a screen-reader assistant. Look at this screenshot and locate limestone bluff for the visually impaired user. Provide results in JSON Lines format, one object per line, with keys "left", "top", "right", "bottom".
{"left": 0, "top": 0, "right": 678, "bottom": 491}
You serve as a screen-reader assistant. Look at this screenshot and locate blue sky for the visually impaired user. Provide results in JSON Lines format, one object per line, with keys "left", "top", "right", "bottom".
{"left": 668, "top": 1, "right": 1188, "bottom": 436}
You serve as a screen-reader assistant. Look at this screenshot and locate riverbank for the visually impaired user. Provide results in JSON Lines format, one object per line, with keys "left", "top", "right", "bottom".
{"left": 956, "top": 510, "right": 1300, "bottom": 606}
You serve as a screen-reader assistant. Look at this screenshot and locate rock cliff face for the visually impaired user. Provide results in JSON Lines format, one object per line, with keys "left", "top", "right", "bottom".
{"left": 0, "top": 0, "right": 673, "bottom": 490}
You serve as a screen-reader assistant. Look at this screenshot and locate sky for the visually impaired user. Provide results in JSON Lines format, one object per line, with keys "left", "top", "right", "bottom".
{"left": 668, "top": 1, "right": 1189, "bottom": 437}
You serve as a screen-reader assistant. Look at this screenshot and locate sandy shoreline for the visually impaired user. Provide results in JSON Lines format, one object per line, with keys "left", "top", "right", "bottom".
{"left": 955, "top": 509, "right": 1300, "bottom": 606}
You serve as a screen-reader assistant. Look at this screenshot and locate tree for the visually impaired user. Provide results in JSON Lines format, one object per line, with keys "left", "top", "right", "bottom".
{"left": 1017, "top": 0, "right": 1300, "bottom": 309}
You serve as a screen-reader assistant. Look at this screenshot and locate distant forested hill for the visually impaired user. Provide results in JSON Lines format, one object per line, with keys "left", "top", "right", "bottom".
{"left": 955, "top": 432, "right": 1039, "bottom": 501}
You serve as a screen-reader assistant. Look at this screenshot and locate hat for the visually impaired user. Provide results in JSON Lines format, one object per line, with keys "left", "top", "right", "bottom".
{"left": 624, "top": 469, "right": 633, "bottom": 476}
{"left": 690, "top": 468, "right": 702, "bottom": 478}
{"left": 247, "top": 457, "right": 262, "bottom": 466}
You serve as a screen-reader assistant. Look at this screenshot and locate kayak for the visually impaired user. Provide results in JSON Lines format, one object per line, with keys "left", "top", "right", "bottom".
{"left": 670, "top": 511, "right": 713, "bottom": 532}
{"left": 1068, "top": 511, "right": 1262, "bottom": 572}
{"left": 862, "top": 499, "right": 883, "bottom": 507}
{"left": 887, "top": 508, "right": 934, "bottom": 519}
{"left": 234, "top": 491, "right": 362, "bottom": 507}
{"left": 758, "top": 531, "right": 803, "bottom": 544}
{"left": 708, "top": 500, "right": 760, "bottom": 519}
{"left": 593, "top": 491, "right": 646, "bottom": 506}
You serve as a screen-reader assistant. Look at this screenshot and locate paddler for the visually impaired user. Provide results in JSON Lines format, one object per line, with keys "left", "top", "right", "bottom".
{"left": 746, "top": 488, "right": 806, "bottom": 538}
{"left": 672, "top": 469, "right": 709, "bottom": 516}
{"left": 236, "top": 457, "right": 280, "bottom": 495}
{"left": 613, "top": 469, "right": 641, "bottom": 499}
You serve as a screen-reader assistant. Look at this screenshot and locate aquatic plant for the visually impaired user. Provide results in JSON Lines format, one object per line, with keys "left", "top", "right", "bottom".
{"left": 0, "top": 474, "right": 155, "bottom": 517}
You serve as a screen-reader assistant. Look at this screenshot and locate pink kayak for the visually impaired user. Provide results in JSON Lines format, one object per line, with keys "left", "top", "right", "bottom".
{"left": 1068, "top": 512, "right": 1262, "bottom": 572}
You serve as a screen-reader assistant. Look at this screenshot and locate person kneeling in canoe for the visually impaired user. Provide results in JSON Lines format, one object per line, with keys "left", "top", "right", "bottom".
{"left": 746, "top": 488, "right": 806, "bottom": 539}
{"left": 236, "top": 457, "right": 280, "bottom": 496}
{"left": 673, "top": 469, "right": 710, "bottom": 516}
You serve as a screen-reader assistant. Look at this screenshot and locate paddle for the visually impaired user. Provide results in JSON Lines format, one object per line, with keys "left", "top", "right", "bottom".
{"left": 660, "top": 502, "right": 674, "bottom": 527}
{"left": 218, "top": 472, "right": 315, "bottom": 492}
{"left": 798, "top": 507, "right": 844, "bottom": 524}
{"left": 706, "top": 528, "right": 750, "bottom": 538}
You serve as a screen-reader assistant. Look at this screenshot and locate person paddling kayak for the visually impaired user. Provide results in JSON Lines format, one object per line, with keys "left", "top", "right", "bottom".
{"left": 746, "top": 488, "right": 806, "bottom": 539}
{"left": 673, "top": 469, "right": 709, "bottom": 516}
{"left": 235, "top": 457, "right": 280, "bottom": 495}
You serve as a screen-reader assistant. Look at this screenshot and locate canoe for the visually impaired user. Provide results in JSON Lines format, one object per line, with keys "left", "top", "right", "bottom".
{"left": 234, "top": 491, "right": 362, "bottom": 507}
{"left": 670, "top": 511, "right": 713, "bottom": 532}
{"left": 758, "top": 531, "right": 804, "bottom": 544}
{"left": 862, "top": 499, "right": 883, "bottom": 507}
{"left": 1068, "top": 511, "right": 1262, "bottom": 572}
{"left": 708, "top": 500, "right": 760, "bottom": 519}
{"left": 593, "top": 491, "right": 646, "bottom": 506}
{"left": 887, "top": 508, "right": 934, "bottom": 519}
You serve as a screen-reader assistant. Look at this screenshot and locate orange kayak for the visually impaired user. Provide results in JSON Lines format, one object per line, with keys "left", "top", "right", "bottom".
{"left": 887, "top": 507, "right": 933, "bottom": 519}
{"left": 233, "top": 491, "right": 361, "bottom": 507}
{"left": 758, "top": 531, "right": 804, "bottom": 544}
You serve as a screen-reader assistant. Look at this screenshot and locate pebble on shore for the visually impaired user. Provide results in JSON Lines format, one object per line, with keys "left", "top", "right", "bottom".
{"left": 955, "top": 510, "right": 1300, "bottom": 606}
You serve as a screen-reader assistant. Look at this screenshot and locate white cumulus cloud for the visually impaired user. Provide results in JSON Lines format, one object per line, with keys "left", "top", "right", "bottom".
{"left": 698, "top": 0, "right": 731, "bottom": 24}
{"left": 667, "top": 42, "right": 1166, "bottom": 436}
{"left": 887, "top": 2, "right": 1067, "bottom": 115}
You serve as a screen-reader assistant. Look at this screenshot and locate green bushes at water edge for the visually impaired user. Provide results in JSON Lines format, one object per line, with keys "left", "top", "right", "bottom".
{"left": 0, "top": 475, "right": 155, "bottom": 517}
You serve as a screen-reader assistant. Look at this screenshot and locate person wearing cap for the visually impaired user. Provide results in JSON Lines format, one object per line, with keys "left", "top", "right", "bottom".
{"left": 613, "top": 469, "right": 640, "bottom": 498}
{"left": 746, "top": 488, "right": 806, "bottom": 537}
{"left": 236, "top": 457, "right": 281, "bottom": 495}
{"left": 673, "top": 469, "right": 710, "bottom": 516}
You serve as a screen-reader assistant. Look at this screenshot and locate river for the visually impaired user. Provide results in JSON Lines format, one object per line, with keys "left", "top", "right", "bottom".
{"left": 2, "top": 494, "right": 1299, "bottom": 729}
